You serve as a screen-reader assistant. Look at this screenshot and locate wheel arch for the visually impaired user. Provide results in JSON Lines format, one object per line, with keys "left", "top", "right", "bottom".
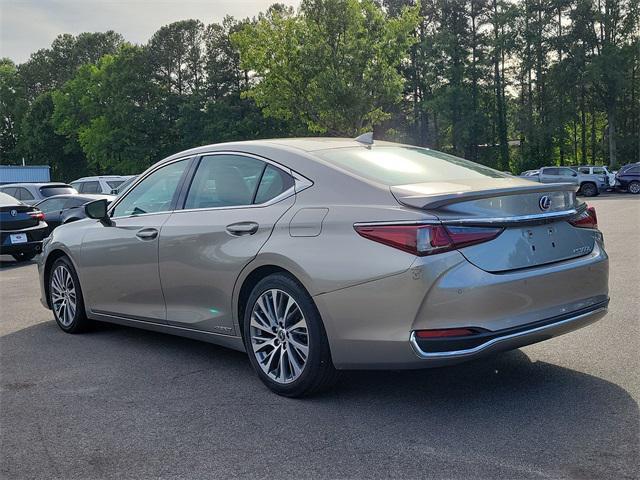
{"left": 234, "top": 260, "right": 315, "bottom": 342}
{"left": 43, "top": 248, "right": 77, "bottom": 309}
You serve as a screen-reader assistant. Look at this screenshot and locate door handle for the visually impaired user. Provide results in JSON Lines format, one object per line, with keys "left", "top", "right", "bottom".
{"left": 226, "top": 222, "right": 259, "bottom": 236}
{"left": 136, "top": 228, "right": 159, "bottom": 240}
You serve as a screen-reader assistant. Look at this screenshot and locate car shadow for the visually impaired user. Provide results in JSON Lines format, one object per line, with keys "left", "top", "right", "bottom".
{"left": 1, "top": 319, "right": 638, "bottom": 479}
{"left": 0, "top": 255, "right": 37, "bottom": 270}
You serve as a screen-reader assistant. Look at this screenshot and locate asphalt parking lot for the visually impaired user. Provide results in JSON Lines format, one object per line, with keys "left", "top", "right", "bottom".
{"left": 1, "top": 194, "right": 638, "bottom": 480}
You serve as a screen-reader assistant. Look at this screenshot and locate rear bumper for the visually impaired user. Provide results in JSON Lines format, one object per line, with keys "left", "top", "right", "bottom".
{"left": 315, "top": 238, "right": 609, "bottom": 369}
{"left": 0, "top": 223, "right": 48, "bottom": 255}
{"left": 410, "top": 300, "right": 608, "bottom": 364}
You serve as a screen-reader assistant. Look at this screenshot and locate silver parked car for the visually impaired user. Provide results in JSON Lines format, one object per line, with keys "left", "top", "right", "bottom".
{"left": 0, "top": 182, "right": 78, "bottom": 205}
{"left": 38, "top": 138, "right": 609, "bottom": 397}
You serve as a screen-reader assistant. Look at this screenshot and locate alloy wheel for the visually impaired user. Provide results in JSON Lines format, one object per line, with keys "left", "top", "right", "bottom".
{"left": 51, "top": 265, "right": 77, "bottom": 327}
{"left": 629, "top": 182, "right": 640, "bottom": 194}
{"left": 250, "top": 289, "right": 309, "bottom": 384}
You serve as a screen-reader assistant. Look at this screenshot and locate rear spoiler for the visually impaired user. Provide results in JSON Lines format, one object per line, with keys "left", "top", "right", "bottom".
{"left": 391, "top": 182, "right": 578, "bottom": 210}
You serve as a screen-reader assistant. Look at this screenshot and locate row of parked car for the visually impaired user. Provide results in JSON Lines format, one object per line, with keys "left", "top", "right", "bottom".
{"left": 520, "top": 163, "right": 640, "bottom": 196}
{"left": 0, "top": 175, "right": 138, "bottom": 262}
{"left": 1, "top": 162, "right": 638, "bottom": 263}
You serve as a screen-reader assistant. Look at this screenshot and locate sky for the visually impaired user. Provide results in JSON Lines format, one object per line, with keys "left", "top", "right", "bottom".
{"left": 1, "top": 0, "right": 300, "bottom": 63}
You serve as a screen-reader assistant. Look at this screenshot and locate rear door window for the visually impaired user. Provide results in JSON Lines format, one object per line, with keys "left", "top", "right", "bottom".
{"left": 544, "top": 168, "right": 560, "bottom": 175}
{"left": 184, "top": 155, "right": 266, "bottom": 209}
{"left": 16, "top": 187, "right": 34, "bottom": 201}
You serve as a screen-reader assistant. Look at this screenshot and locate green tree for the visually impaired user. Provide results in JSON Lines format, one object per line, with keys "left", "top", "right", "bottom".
{"left": 52, "top": 46, "right": 167, "bottom": 174}
{"left": 0, "top": 58, "right": 27, "bottom": 163}
{"left": 18, "top": 31, "right": 124, "bottom": 101}
{"left": 19, "top": 92, "right": 87, "bottom": 181}
{"left": 232, "top": 0, "right": 419, "bottom": 136}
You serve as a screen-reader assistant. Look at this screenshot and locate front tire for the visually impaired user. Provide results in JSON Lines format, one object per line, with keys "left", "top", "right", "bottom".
{"left": 628, "top": 181, "right": 640, "bottom": 194}
{"left": 243, "top": 273, "right": 338, "bottom": 397}
{"left": 49, "top": 257, "right": 90, "bottom": 333}
{"left": 580, "top": 182, "right": 598, "bottom": 197}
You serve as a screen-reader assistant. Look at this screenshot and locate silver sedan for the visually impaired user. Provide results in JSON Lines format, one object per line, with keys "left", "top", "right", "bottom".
{"left": 38, "top": 138, "right": 609, "bottom": 397}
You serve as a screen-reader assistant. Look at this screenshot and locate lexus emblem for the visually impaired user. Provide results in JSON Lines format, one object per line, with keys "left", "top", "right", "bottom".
{"left": 538, "top": 195, "right": 551, "bottom": 211}
{"left": 10, "top": 209, "right": 17, "bottom": 217}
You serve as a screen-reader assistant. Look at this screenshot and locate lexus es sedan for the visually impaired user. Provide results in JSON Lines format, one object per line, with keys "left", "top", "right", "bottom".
{"left": 37, "top": 138, "right": 609, "bottom": 397}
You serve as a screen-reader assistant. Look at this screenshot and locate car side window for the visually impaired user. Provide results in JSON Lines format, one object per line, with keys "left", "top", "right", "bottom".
{"left": 16, "top": 187, "right": 34, "bottom": 200}
{"left": 64, "top": 198, "right": 87, "bottom": 209}
{"left": 112, "top": 159, "right": 189, "bottom": 217}
{"left": 254, "top": 165, "right": 294, "bottom": 204}
{"left": 578, "top": 167, "right": 590, "bottom": 174}
{"left": 593, "top": 168, "right": 605, "bottom": 174}
{"left": 544, "top": 168, "right": 559, "bottom": 175}
{"left": 81, "top": 181, "right": 100, "bottom": 193}
{"left": 560, "top": 168, "right": 576, "bottom": 176}
{"left": 184, "top": 155, "right": 266, "bottom": 209}
{"left": 1, "top": 187, "right": 17, "bottom": 197}
{"left": 38, "top": 198, "right": 67, "bottom": 213}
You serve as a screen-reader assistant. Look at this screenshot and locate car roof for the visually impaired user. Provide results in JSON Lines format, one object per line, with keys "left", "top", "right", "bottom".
{"left": 160, "top": 137, "right": 399, "bottom": 161}
{"left": 1, "top": 182, "right": 72, "bottom": 188}
{"left": 35, "top": 193, "right": 114, "bottom": 204}
{"left": 72, "top": 176, "right": 129, "bottom": 181}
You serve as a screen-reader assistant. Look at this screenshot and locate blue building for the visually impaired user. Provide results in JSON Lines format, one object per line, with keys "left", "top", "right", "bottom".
{"left": 0, "top": 165, "right": 51, "bottom": 185}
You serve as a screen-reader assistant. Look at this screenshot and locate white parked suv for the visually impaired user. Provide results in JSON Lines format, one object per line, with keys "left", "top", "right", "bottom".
{"left": 70, "top": 176, "right": 131, "bottom": 194}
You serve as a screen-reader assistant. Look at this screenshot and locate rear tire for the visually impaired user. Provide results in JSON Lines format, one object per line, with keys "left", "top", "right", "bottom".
{"left": 580, "top": 182, "right": 598, "bottom": 197}
{"left": 243, "top": 273, "right": 338, "bottom": 397}
{"left": 12, "top": 252, "right": 37, "bottom": 262}
{"left": 48, "top": 257, "right": 90, "bottom": 333}
{"left": 628, "top": 181, "right": 640, "bottom": 194}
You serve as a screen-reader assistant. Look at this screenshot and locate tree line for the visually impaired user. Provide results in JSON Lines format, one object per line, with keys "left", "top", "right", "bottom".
{"left": 0, "top": 0, "right": 638, "bottom": 181}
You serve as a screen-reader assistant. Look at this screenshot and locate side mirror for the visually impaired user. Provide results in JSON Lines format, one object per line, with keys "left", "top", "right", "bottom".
{"left": 85, "top": 199, "right": 112, "bottom": 225}
{"left": 572, "top": 172, "right": 578, "bottom": 177}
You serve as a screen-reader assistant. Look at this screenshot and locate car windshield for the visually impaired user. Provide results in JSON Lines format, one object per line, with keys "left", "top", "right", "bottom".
{"left": 40, "top": 186, "right": 77, "bottom": 197}
{"left": 314, "top": 146, "right": 508, "bottom": 185}
{"left": 106, "top": 180, "right": 124, "bottom": 188}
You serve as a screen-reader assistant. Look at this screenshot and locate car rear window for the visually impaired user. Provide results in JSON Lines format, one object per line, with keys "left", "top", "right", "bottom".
{"left": 40, "top": 186, "right": 77, "bottom": 197}
{"left": 314, "top": 146, "right": 508, "bottom": 185}
{"left": 0, "top": 192, "right": 19, "bottom": 206}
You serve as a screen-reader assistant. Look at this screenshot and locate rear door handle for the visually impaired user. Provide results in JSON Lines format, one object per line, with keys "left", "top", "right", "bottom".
{"left": 226, "top": 222, "right": 259, "bottom": 236}
{"left": 136, "top": 228, "right": 159, "bottom": 240}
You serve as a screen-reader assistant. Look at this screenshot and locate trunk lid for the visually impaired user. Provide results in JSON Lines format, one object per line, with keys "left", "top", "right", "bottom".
{"left": 0, "top": 205, "right": 40, "bottom": 230}
{"left": 391, "top": 178, "right": 596, "bottom": 272}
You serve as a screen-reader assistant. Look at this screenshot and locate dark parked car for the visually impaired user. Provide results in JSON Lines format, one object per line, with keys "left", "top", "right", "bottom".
{"left": 615, "top": 163, "right": 640, "bottom": 194}
{"left": 0, "top": 182, "right": 78, "bottom": 205}
{"left": 35, "top": 194, "right": 115, "bottom": 233}
{"left": 0, "top": 192, "right": 48, "bottom": 261}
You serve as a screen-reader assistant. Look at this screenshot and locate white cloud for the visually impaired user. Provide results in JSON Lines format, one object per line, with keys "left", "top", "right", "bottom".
{"left": 0, "top": 0, "right": 300, "bottom": 63}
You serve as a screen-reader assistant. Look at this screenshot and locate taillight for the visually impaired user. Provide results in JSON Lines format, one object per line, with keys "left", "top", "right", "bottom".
{"left": 569, "top": 206, "right": 597, "bottom": 229}
{"left": 354, "top": 224, "right": 503, "bottom": 256}
{"left": 29, "top": 210, "right": 45, "bottom": 221}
